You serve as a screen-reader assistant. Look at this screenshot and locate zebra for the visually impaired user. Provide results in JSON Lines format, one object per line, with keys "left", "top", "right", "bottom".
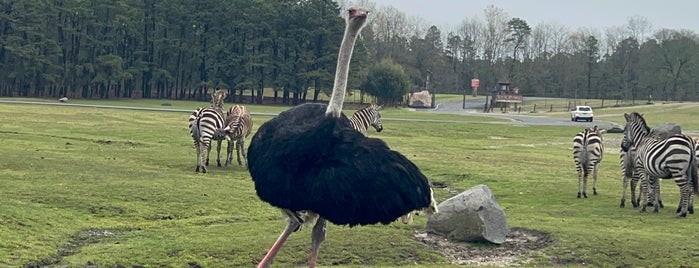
{"left": 619, "top": 135, "right": 665, "bottom": 209}
{"left": 573, "top": 125, "right": 605, "bottom": 198}
{"left": 624, "top": 112, "right": 697, "bottom": 217}
{"left": 219, "top": 105, "right": 253, "bottom": 167}
{"left": 188, "top": 90, "right": 228, "bottom": 172}
{"left": 349, "top": 104, "right": 383, "bottom": 135}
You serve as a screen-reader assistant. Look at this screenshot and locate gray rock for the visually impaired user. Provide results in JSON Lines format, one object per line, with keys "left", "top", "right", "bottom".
{"left": 409, "top": 90, "right": 432, "bottom": 108}
{"left": 606, "top": 123, "right": 624, "bottom": 133}
{"left": 649, "top": 123, "right": 681, "bottom": 139}
{"left": 425, "top": 184, "right": 509, "bottom": 244}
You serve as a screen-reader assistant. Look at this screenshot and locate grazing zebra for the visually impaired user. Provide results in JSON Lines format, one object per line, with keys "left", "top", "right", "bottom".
{"left": 624, "top": 112, "right": 698, "bottom": 217}
{"left": 349, "top": 104, "right": 383, "bottom": 135}
{"left": 573, "top": 125, "right": 605, "bottom": 198}
{"left": 220, "top": 105, "right": 253, "bottom": 167}
{"left": 188, "top": 90, "right": 228, "bottom": 172}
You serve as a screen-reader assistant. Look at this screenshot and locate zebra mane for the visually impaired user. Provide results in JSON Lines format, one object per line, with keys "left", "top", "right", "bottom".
{"left": 624, "top": 112, "right": 650, "bottom": 134}
{"left": 353, "top": 104, "right": 381, "bottom": 115}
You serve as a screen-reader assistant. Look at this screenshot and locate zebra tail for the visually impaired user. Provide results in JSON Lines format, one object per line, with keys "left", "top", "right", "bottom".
{"left": 192, "top": 117, "right": 202, "bottom": 141}
{"left": 580, "top": 146, "right": 590, "bottom": 177}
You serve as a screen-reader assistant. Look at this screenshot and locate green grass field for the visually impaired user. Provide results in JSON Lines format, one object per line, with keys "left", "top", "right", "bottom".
{"left": 1, "top": 98, "right": 699, "bottom": 267}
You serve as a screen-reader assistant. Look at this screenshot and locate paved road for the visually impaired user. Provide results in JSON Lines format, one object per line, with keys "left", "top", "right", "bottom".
{"left": 422, "top": 97, "right": 621, "bottom": 129}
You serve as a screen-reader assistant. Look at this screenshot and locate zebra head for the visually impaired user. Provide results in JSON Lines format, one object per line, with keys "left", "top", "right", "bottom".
{"left": 223, "top": 105, "right": 252, "bottom": 138}
{"left": 623, "top": 112, "right": 650, "bottom": 148}
{"left": 211, "top": 89, "right": 228, "bottom": 110}
{"left": 368, "top": 104, "right": 383, "bottom": 132}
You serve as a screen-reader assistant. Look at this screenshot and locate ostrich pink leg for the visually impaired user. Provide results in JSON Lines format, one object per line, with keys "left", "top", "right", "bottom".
{"left": 258, "top": 219, "right": 301, "bottom": 268}
{"left": 309, "top": 218, "right": 327, "bottom": 268}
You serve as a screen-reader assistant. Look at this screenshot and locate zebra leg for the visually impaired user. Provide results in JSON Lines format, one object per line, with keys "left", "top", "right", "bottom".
{"left": 199, "top": 142, "right": 209, "bottom": 173}
{"left": 675, "top": 189, "right": 687, "bottom": 217}
{"left": 676, "top": 180, "right": 690, "bottom": 217}
{"left": 205, "top": 141, "right": 212, "bottom": 167}
{"left": 577, "top": 168, "right": 583, "bottom": 198}
{"left": 195, "top": 141, "right": 202, "bottom": 172}
{"left": 656, "top": 181, "right": 664, "bottom": 208}
{"left": 630, "top": 175, "right": 639, "bottom": 208}
{"left": 638, "top": 171, "right": 649, "bottom": 213}
{"left": 215, "top": 139, "right": 223, "bottom": 167}
{"left": 592, "top": 164, "right": 599, "bottom": 195}
{"left": 237, "top": 138, "right": 247, "bottom": 167}
{"left": 620, "top": 173, "right": 629, "bottom": 208}
{"left": 689, "top": 194, "right": 695, "bottom": 214}
{"left": 648, "top": 177, "right": 660, "bottom": 213}
{"left": 225, "top": 139, "right": 233, "bottom": 166}
{"left": 582, "top": 171, "right": 590, "bottom": 198}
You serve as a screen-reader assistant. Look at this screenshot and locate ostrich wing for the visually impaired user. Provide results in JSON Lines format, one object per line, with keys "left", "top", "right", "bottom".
{"left": 248, "top": 103, "right": 432, "bottom": 226}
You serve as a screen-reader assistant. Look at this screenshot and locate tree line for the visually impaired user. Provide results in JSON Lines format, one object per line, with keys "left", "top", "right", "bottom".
{"left": 1, "top": 0, "right": 698, "bottom": 105}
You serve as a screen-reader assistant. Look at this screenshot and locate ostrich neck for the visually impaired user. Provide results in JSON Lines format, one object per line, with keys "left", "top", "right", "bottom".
{"left": 325, "top": 25, "right": 359, "bottom": 118}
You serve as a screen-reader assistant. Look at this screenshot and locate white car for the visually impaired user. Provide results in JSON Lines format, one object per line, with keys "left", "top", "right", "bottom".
{"left": 571, "top": 106, "right": 594, "bottom": 122}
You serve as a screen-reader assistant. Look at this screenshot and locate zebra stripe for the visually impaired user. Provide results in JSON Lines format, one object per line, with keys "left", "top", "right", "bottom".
{"left": 349, "top": 104, "right": 383, "bottom": 135}
{"left": 222, "top": 105, "right": 254, "bottom": 167}
{"left": 188, "top": 90, "right": 228, "bottom": 173}
{"left": 191, "top": 108, "right": 226, "bottom": 173}
{"left": 619, "top": 135, "right": 664, "bottom": 209}
{"left": 624, "top": 112, "right": 698, "bottom": 217}
{"left": 573, "top": 125, "right": 604, "bottom": 198}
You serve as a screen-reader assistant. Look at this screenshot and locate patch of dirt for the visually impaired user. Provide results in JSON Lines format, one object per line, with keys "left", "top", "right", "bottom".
{"left": 414, "top": 227, "right": 552, "bottom": 267}
{"left": 23, "top": 229, "right": 120, "bottom": 267}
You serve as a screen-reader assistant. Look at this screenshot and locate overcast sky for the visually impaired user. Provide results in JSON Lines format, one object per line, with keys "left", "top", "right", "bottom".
{"left": 366, "top": 0, "right": 699, "bottom": 33}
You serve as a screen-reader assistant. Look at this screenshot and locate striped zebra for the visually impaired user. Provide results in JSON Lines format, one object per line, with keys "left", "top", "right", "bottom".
{"left": 572, "top": 125, "right": 604, "bottom": 198}
{"left": 349, "top": 104, "right": 383, "bottom": 135}
{"left": 624, "top": 112, "right": 697, "bottom": 217}
{"left": 220, "top": 105, "right": 253, "bottom": 167}
{"left": 619, "top": 135, "right": 665, "bottom": 209}
{"left": 188, "top": 90, "right": 228, "bottom": 173}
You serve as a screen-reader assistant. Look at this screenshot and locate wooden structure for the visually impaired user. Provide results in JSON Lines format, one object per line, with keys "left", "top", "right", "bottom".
{"left": 486, "top": 81, "right": 523, "bottom": 112}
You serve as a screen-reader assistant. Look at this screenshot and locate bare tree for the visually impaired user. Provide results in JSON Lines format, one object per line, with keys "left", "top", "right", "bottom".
{"left": 527, "top": 21, "right": 556, "bottom": 59}
{"left": 482, "top": 5, "right": 511, "bottom": 62}
{"left": 370, "top": 6, "right": 410, "bottom": 61}
{"left": 457, "top": 17, "right": 484, "bottom": 60}
{"left": 626, "top": 15, "right": 653, "bottom": 43}
{"left": 549, "top": 22, "right": 571, "bottom": 55}
{"left": 603, "top": 26, "right": 629, "bottom": 57}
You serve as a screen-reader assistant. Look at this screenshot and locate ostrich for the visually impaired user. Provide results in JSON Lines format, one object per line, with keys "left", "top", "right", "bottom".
{"left": 247, "top": 7, "right": 434, "bottom": 268}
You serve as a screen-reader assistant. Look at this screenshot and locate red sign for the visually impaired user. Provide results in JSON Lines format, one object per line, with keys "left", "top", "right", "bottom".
{"left": 471, "top": 79, "right": 480, "bottom": 88}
